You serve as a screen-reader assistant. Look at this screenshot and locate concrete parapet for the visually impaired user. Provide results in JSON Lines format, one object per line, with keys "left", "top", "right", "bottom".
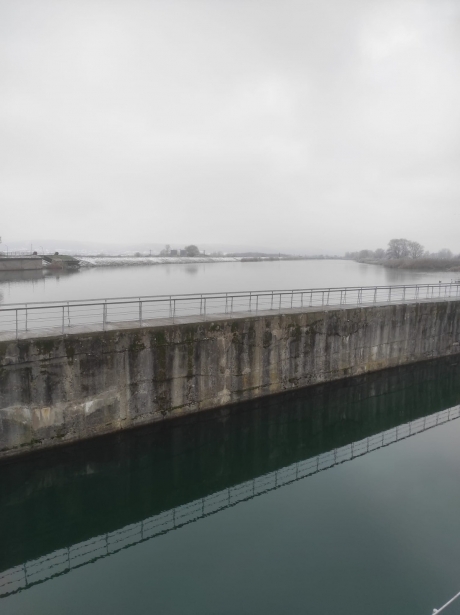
{"left": 1, "top": 300, "right": 460, "bottom": 458}
{"left": 0, "top": 257, "right": 42, "bottom": 272}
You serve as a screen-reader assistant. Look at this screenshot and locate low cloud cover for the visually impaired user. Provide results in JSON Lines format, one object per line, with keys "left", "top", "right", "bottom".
{"left": 1, "top": 0, "right": 459, "bottom": 254}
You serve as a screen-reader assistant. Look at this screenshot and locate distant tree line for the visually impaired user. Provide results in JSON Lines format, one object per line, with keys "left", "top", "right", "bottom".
{"left": 345, "top": 239, "right": 458, "bottom": 261}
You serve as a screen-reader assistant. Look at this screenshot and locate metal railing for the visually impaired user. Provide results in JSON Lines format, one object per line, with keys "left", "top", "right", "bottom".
{"left": 0, "top": 251, "right": 35, "bottom": 257}
{"left": 1, "top": 282, "right": 459, "bottom": 340}
{"left": 1, "top": 403, "right": 459, "bottom": 599}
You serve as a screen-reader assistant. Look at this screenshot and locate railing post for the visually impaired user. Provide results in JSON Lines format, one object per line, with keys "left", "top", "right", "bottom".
{"left": 279, "top": 293, "right": 282, "bottom": 312}
{"left": 256, "top": 294, "right": 259, "bottom": 314}
{"left": 16, "top": 309, "right": 18, "bottom": 339}
{"left": 291, "top": 290, "right": 293, "bottom": 309}
{"left": 103, "top": 302, "right": 107, "bottom": 331}
{"left": 203, "top": 298, "right": 206, "bottom": 321}
{"left": 62, "top": 306, "right": 65, "bottom": 334}
{"left": 25, "top": 305, "right": 28, "bottom": 331}
{"left": 373, "top": 287, "right": 377, "bottom": 303}
{"left": 249, "top": 292, "right": 252, "bottom": 312}
{"left": 271, "top": 291, "right": 274, "bottom": 311}
{"left": 173, "top": 299, "right": 176, "bottom": 323}
{"left": 139, "top": 301, "right": 143, "bottom": 327}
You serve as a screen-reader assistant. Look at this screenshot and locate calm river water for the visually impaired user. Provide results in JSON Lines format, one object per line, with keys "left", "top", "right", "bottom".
{"left": 0, "top": 259, "right": 453, "bottom": 305}
{"left": 2, "top": 357, "right": 460, "bottom": 614}
{"left": 2, "top": 260, "right": 460, "bottom": 614}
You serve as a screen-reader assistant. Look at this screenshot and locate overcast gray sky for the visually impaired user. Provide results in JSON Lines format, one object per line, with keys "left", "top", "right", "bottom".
{"left": 1, "top": 0, "right": 459, "bottom": 254}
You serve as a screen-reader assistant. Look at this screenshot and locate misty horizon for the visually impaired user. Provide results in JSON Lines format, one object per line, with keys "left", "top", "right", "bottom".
{"left": 1, "top": 237, "right": 458, "bottom": 259}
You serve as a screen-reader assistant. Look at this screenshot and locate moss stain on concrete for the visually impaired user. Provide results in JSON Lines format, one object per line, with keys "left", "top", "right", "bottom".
{"left": 1, "top": 301, "right": 460, "bottom": 458}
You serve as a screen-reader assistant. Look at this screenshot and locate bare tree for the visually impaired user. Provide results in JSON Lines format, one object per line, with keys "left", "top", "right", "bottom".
{"left": 374, "top": 248, "right": 386, "bottom": 259}
{"left": 184, "top": 244, "right": 200, "bottom": 257}
{"left": 408, "top": 241, "right": 424, "bottom": 259}
{"left": 387, "top": 238, "right": 410, "bottom": 259}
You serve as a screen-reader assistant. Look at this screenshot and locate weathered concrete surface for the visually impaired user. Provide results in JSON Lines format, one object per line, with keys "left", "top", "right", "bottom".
{"left": 0, "top": 257, "right": 42, "bottom": 272}
{"left": 1, "top": 300, "right": 460, "bottom": 458}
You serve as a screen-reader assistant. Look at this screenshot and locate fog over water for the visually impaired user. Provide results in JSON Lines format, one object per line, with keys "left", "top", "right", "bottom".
{"left": 1, "top": 0, "right": 460, "bottom": 254}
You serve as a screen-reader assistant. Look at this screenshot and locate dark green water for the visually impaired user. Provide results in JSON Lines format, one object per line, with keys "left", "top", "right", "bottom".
{"left": 2, "top": 358, "right": 460, "bottom": 614}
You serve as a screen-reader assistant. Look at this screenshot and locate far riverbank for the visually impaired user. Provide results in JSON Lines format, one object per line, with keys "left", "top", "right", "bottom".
{"left": 356, "top": 257, "right": 460, "bottom": 273}
{"left": 76, "top": 255, "right": 335, "bottom": 268}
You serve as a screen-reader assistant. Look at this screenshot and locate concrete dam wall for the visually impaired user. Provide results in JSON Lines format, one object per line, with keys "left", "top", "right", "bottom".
{"left": 1, "top": 299, "right": 460, "bottom": 459}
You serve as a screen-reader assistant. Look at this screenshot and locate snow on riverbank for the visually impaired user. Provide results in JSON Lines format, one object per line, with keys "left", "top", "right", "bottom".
{"left": 78, "top": 256, "right": 253, "bottom": 267}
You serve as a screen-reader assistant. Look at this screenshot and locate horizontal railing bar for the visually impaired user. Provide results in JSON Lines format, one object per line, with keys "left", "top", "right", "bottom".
{"left": 0, "top": 283, "right": 456, "bottom": 309}
{"left": 0, "top": 294, "right": 444, "bottom": 313}
{"left": 0, "top": 283, "right": 457, "bottom": 311}
{"left": 0, "top": 283, "right": 458, "bottom": 339}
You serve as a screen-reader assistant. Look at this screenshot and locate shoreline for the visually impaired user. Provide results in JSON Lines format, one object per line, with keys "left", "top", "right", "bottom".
{"left": 354, "top": 258, "right": 460, "bottom": 274}
{"left": 76, "top": 255, "right": 337, "bottom": 268}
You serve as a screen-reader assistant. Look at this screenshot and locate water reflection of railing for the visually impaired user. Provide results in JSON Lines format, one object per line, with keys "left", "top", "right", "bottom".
{"left": 1, "top": 282, "right": 459, "bottom": 340}
{"left": 1, "top": 404, "right": 459, "bottom": 599}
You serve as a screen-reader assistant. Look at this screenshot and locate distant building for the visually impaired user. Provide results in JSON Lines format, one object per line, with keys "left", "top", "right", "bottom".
{"left": 42, "top": 252, "right": 80, "bottom": 270}
{"left": 179, "top": 249, "right": 187, "bottom": 256}
{"left": 170, "top": 249, "right": 178, "bottom": 257}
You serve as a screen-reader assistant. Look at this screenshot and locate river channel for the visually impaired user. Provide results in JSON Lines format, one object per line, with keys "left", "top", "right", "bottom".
{"left": 0, "top": 259, "right": 454, "bottom": 305}
{"left": 2, "top": 357, "right": 460, "bottom": 614}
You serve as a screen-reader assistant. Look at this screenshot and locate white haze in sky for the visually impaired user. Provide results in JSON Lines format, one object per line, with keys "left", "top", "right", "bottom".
{"left": 1, "top": 0, "right": 459, "bottom": 254}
